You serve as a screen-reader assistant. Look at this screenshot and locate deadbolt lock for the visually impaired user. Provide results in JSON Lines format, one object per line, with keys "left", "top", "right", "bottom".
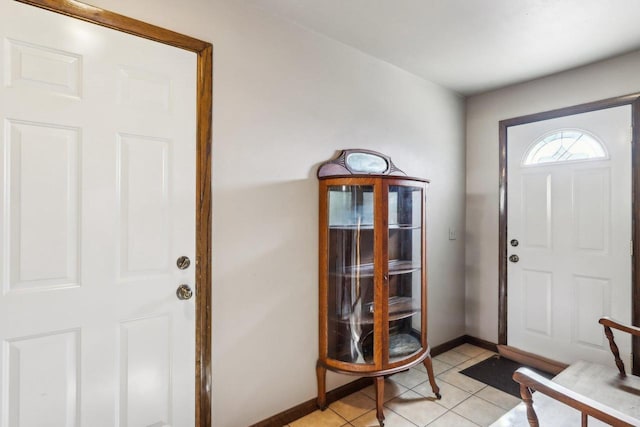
{"left": 510, "top": 239, "right": 519, "bottom": 247}
{"left": 176, "top": 256, "right": 191, "bottom": 270}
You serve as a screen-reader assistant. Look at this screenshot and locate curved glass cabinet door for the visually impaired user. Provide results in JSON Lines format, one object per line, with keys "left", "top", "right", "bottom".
{"left": 387, "top": 185, "right": 424, "bottom": 362}
{"left": 327, "top": 185, "right": 375, "bottom": 364}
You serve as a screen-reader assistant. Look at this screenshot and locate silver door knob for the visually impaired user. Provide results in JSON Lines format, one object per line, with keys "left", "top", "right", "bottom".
{"left": 509, "top": 254, "right": 519, "bottom": 263}
{"left": 176, "top": 284, "right": 193, "bottom": 300}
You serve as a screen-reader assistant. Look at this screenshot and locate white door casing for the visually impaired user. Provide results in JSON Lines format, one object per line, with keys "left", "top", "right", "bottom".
{"left": 0, "top": 1, "right": 197, "bottom": 426}
{"left": 507, "top": 106, "right": 632, "bottom": 366}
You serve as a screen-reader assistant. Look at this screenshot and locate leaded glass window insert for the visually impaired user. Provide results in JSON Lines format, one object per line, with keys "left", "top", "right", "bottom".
{"left": 523, "top": 129, "right": 607, "bottom": 165}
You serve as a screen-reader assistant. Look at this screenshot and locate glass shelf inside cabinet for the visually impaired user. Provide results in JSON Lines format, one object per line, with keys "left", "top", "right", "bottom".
{"left": 365, "top": 296, "right": 419, "bottom": 320}
{"left": 388, "top": 185, "right": 424, "bottom": 363}
{"left": 389, "top": 223, "right": 421, "bottom": 230}
{"left": 331, "top": 259, "right": 420, "bottom": 278}
{"left": 327, "top": 185, "right": 375, "bottom": 365}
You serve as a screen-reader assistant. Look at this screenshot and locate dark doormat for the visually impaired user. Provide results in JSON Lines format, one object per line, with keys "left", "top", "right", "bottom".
{"left": 459, "top": 355, "right": 554, "bottom": 398}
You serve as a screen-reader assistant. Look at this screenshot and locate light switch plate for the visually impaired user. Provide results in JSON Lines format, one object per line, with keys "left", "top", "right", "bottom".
{"left": 449, "top": 227, "right": 457, "bottom": 240}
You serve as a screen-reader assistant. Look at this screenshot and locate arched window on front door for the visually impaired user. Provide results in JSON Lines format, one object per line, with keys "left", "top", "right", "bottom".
{"left": 523, "top": 129, "right": 608, "bottom": 166}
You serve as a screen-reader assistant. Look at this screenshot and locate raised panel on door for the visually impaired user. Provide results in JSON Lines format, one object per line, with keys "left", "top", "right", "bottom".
{"left": 118, "top": 133, "right": 171, "bottom": 277}
{"left": 573, "top": 275, "right": 611, "bottom": 349}
{"left": 117, "top": 67, "right": 171, "bottom": 112}
{"left": 572, "top": 168, "right": 610, "bottom": 253}
{"left": 5, "top": 120, "right": 79, "bottom": 292}
{"left": 5, "top": 38, "right": 82, "bottom": 97}
{"left": 522, "top": 269, "right": 552, "bottom": 337}
{"left": 120, "top": 316, "right": 172, "bottom": 427}
{"left": 3, "top": 329, "right": 80, "bottom": 427}
{"left": 521, "top": 173, "right": 551, "bottom": 249}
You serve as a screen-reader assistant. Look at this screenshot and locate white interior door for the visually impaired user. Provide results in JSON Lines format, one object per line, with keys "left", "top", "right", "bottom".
{"left": 0, "top": 1, "right": 197, "bottom": 426}
{"left": 507, "top": 105, "right": 632, "bottom": 367}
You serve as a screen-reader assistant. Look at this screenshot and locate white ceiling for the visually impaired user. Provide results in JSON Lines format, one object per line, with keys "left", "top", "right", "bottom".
{"left": 242, "top": 0, "right": 640, "bottom": 95}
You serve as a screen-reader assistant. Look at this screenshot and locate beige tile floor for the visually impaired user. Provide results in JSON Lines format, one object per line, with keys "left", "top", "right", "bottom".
{"left": 286, "top": 344, "right": 521, "bottom": 427}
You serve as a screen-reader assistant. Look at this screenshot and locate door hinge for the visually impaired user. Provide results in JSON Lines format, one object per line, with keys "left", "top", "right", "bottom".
{"left": 632, "top": 240, "right": 634, "bottom": 256}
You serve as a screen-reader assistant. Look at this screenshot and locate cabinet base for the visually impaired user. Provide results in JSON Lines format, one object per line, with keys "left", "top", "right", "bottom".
{"left": 316, "top": 352, "right": 441, "bottom": 426}
{"left": 315, "top": 362, "right": 327, "bottom": 410}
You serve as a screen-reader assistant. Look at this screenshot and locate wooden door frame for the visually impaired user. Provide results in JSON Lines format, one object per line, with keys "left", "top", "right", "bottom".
{"left": 14, "top": 0, "right": 213, "bottom": 424}
{"left": 498, "top": 93, "right": 640, "bottom": 374}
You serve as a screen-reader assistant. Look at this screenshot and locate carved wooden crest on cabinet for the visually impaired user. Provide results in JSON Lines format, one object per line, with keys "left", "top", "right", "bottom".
{"left": 317, "top": 149, "right": 405, "bottom": 177}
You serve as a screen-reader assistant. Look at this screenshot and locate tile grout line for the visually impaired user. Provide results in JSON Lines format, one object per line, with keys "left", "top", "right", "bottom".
{"left": 425, "top": 408, "right": 482, "bottom": 427}
{"left": 385, "top": 405, "right": 421, "bottom": 427}
{"left": 472, "top": 389, "right": 521, "bottom": 412}
{"left": 291, "top": 346, "right": 509, "bottom": 427}
{"left": 389, "top": 363, "right": 482, "bottom": 425}
{"left": 428, "top": 349, "right": 511, "bottom": 425}
{"left": 319, "top": 405, "right": 350, "bottom": 426}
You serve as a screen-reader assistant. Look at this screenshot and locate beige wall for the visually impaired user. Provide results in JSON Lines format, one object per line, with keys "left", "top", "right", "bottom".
{"left": 81, "top": 1, "right": 467, "bottom": 426}
{"left": 465, "top": 49, "right": 640, "bottom": 343}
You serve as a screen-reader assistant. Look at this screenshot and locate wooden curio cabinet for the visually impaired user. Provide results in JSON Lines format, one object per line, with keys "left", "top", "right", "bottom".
{"left": 316, "top": 150, "right": 440, "bottom": 426}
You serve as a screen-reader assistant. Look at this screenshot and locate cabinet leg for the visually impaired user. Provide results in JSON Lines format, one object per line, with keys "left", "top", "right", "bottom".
{"left": 316, "top": 362, "right": 327, "bottom": 410}
{"left": 423, "top": 356, "right": 442, "bottom": 399}
{"left": 374, "top": 376, "right": 385, "bottom": 426}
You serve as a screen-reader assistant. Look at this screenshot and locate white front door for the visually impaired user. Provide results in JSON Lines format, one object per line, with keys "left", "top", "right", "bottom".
{"left": 507, "top": 105, "right": 632, "bottom": 366}
{"left": 0, "top": 1, "right": 197, "bottom": 426}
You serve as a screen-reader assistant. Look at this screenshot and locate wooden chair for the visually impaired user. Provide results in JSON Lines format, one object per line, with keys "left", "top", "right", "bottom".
{"left": 503, "top": 317, "right": 640, "bottom": 426}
